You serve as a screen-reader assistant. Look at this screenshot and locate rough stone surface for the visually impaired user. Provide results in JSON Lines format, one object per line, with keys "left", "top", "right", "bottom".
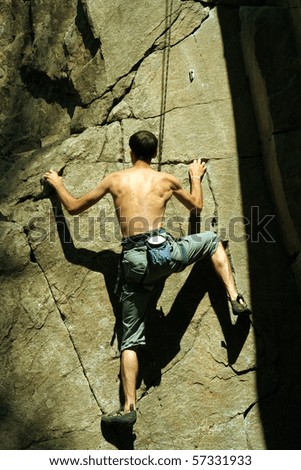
{"left": 1, "top": 0, "right": 301, "bottom": 451}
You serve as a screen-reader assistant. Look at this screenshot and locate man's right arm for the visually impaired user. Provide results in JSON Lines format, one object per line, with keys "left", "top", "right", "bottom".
{"left": 44, "top": 170, "right": 111, "bottom": 215}
{"left": 171, "top": 160, "right": 206, "bottom": 214}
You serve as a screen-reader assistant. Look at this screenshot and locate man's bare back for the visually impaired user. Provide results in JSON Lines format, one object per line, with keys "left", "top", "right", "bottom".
{"left": 44, "top": 158, "right": 206, "bottom": 238}
{"left": 106, "top": 162, "right": 189, "bottom": 236}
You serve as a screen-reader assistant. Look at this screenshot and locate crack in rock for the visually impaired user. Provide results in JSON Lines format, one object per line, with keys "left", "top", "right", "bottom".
{"left": 75, "top": 0, "right": 101, "bottom": 59}
{"left": 20, "top": 66, "right": 82, "bottom": 118}
{"left": 229, "top": 364, "right": 257, "bottom": 376}
{"left": 26, "top": 236, "right": 103, "bottom": 413}
{"left": 205, "top": 167, "right": 219, "bottom": 234}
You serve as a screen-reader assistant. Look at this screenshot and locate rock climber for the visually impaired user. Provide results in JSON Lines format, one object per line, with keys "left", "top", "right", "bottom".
{"left": 44, "top": 130, "right": 251, "bottom": 426}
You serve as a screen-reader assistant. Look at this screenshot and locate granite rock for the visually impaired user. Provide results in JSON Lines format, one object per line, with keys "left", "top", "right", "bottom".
{"left": 0, "top": 0, "right": 301, "bottom": 451}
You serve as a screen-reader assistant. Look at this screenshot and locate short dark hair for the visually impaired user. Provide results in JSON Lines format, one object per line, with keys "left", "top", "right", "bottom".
{"left": 129, "top": 131, "right": 158, "bottom": 162}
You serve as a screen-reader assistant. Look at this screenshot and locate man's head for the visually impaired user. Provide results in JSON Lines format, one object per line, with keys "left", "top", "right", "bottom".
{"left": 129, "top": 131, "right": 158, "bottom": 163}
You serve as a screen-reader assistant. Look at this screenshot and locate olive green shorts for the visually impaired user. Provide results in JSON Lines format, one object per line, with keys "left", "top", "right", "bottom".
{"left": 119, "top": 229, "right": 219, "bottom": 352}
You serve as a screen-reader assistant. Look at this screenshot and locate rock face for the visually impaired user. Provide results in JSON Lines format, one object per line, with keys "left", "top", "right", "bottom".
{"left": 240, "top": 0, "right": 301, "bottom": 299}
{"left": 1, "top": 0, "right": 301, "bottom": 450}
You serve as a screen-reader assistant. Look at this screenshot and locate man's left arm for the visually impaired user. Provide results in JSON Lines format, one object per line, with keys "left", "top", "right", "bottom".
{"left": 43, "top": 170, "right": 110, "bottom": 215}
{"left": 172, "top": 160, "right": 206, "bottom": 214}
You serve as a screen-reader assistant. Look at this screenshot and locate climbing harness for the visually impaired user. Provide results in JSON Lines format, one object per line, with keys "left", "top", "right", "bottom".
{"left": 146, "top": 234, "right": 172, "bottom": 266}
{"left": 158, "top": 0, "right": 174, "bottom": 171}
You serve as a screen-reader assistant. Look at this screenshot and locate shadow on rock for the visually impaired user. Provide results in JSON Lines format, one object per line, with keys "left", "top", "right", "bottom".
{"left": 100, "top": 422, "right": 136, "bottom": 450}
{"left": 141, "top": 257, "right": 250, "bottom": 389}
{"left": 50, "top": 197, "right": 123, "bottom": 348}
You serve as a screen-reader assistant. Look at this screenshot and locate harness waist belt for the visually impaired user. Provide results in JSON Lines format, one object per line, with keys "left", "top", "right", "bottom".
{"left": 122, "top": 228, "right": 167, "bottom": 250}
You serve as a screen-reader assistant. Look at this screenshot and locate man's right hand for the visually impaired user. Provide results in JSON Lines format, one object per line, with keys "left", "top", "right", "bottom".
{"left": 43, "top": 170, "right": 63, "bottom": 188}
{"left": 189, "top": 159, "right": 206, "bottom": 181}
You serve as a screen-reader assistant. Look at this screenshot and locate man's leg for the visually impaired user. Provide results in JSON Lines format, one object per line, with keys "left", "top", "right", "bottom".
{"left": 210, "top": 241, "right": 237, "bottom": 300}
{"left": 101, "top": 286, "right": 150, "bottom": 425}
{"left": 121, "top": 347, "right": 139, "bottom": 412}
{"left": 210, "top": 241, "right": 251, "bottom": 314}
{"left": 174, "top": 232, "right": 250, "bottom": 314}
{"left": 117, "top": 286, "right": 151, "bottom": 418}
{"left": 101, "top": 342, "right": 139, "bottom": 425}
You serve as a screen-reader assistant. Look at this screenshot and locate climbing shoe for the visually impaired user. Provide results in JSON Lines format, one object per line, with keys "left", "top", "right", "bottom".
{"left": 101, "top": 404, "right": 137, "bottom": 426}
{"left": 230, "top": 294, "right": 251, "bottom": 316}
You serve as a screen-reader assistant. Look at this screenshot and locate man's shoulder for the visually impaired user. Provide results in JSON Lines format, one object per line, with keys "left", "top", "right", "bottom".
{"left": 103, "top": 169, "right": 127, "bottom": 181}
{"left": 159, "top": 171, "right": 181, "bottom": 186}
{"left": 111, "top": 167, "right": 133, "bottom": 176}
{"left": 159, "top": 170, "right": 174, "bottom": 179}
{"left": 102, "top": 168, "right": 132, "bottom": 189}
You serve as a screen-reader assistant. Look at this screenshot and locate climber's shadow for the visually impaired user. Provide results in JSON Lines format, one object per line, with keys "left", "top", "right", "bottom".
{"left": 140, "top": 256, "right": 250, "bottom": 389}
{"left": 49, "top": 198, "right": 123, "bottom": 351}
{"left": 100, "top": 422, "right": 136, "bottom": 450}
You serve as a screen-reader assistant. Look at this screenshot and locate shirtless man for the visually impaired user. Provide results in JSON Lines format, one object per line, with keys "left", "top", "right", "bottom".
{"left": 44, "top": 130, "right": 250, "bottom": 426}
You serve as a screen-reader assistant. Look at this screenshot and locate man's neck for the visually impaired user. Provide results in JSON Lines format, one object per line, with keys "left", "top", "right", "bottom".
{"left": 132, "top": 159, "right": 151, "bottom": 169}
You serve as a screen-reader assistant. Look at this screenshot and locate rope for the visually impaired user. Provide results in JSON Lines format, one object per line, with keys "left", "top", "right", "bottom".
{"left": 158, "top": 0, "right": 173, "bottom": 171}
